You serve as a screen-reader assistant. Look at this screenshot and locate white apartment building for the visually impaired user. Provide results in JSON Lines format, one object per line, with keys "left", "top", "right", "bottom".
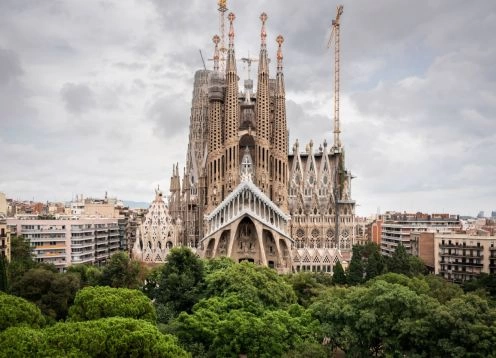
{"left": 8, "top": 216, "right": 120, "bottom": 271}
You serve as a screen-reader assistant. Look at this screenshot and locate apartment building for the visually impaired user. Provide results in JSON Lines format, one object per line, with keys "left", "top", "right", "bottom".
{"left": 0, "top": 219, "right": 11, "bottom": 262}
{"left": 0, "top": 193, "right": 10, "bottom": 261}
{"left": 8, "top": 216, "right": 120, "bottom": 271}
{"left": 434, "top": 232, "right": 496, "bottom": 283}
{"left": 380, "top": 212, "right": 460, "bottom": 256}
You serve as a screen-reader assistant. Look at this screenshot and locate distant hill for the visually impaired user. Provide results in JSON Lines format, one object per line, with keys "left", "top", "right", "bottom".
{"left": 123, "top": 200, "right": 150, "bottom": 209}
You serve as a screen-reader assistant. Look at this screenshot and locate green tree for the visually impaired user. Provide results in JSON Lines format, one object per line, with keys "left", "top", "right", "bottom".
{"left": 67, "top": 263, "right": 102, "bottom": 287}
{"left": 68, "top": 286, "right": 156, "bottom": 323}
{"left": 203, "top": 256, "right": 235, "bottom": 275}
{"left": 142, "top": 265, "right": 162, "bottom": 299}
{"left": 463, "top": 273, "right": 496, "bottom": 298}
{"left": 7, "top": 235, "right": 35, "bottom": 284}
{"left": 0, "top": 292, "right": 45, "bottom": 331}
{"left": 153, "top": 247, "right": 205, "bottom": 319}
{"left": 171, "top": 294, "right": 319, "bottom": 358}
{"left": 286, "top": 272, "right": 323, "bottom": 307}
{"left": 311, "top": 279, "right": 440, "bottom": 356}
{"left": 11, "top": 267, "right": 80, "bottom": 320}
{"left": 0, "top": 255, "right": 8, "bottom": 292}
{"left": 332, "top": 261, "right": 346, "bottom": 285}
{"left": 206, "top": 261, "right": 296, "bottom": 309}
{"left": 387, "top": 244, "right": 411, "bottom": 275}
{"left": 346, "top": 246, "right": 364, "bottom": 285}
{"left": 100, "top": 252, "right": 145, "bottom": 289}
{"left": 423, "top": 274, "right": 463, "bottom": 304}
{"left": 0, "top": 317, "right": 189, "bottom": 358}
{"left": 282, "top": 341, "right": 329, "bottom": 358}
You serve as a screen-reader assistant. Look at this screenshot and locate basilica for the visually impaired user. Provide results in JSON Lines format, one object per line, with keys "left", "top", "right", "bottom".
{"left": 165, "top": 12, "right": 359, "bottom": 273}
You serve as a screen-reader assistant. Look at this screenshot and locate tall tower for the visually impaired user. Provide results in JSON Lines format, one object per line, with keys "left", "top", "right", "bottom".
{"left": 223, "top": 12, "right": 240, "bottom": 195}
{"left": 206, "top": 35, "right": 225, "bottom": 212}
{"left": 255, "top": 13, "right": 272, "bottom": 198}
{"left": 273, "top": 35, "right": 289, "bottom": 212}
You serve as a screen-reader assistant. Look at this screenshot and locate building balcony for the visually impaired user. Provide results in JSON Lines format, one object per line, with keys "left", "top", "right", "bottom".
{"left": 71, "top": 227, "right": 93, "bottom": 233}
{"left": 71, "top": 256, "right": 94, "bottom": 264}
{"left": 440, "top": 244, "right": 481, "bottom": 250}
{"left": 440, "top": 253, "right": 483, "bottom": 259}
{"left": 36, "top": 252, "right": 66, "bottom": 259}
{"left": 72, "top": 243, "right": 94, "bottom": 249}
{"left": 34, "top": 245, "right": 66, "bottom": 250}
{"left": 439, "top": 269, "right": 481, "bottom": 275}
{"left": 72, "top": 235, "right": 95, "bottom": 241}
{"left": 439, "top": 261, "right": 483, "bottom": 267}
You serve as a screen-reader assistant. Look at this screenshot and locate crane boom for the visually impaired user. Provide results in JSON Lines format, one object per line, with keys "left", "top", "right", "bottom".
{"left": 199, "top": 49, "right": 207, "bottom": 70}
{"left": 328, "top": 5, "right": 343, "bottom": 150}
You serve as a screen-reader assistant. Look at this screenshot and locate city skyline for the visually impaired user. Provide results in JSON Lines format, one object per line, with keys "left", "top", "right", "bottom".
{"left": 0, "top": 0, "right": 494, "bottom": 216}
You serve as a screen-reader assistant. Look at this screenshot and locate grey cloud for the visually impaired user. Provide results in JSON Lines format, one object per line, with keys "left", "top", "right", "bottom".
{"left": 0, "top": 49, "right": 23, "bottom": 84}
{"left": 60, "top": 83, "right": 95, "bottom": 114}
{"left": 113, "top": 62, "right": 147, "bottom": 71}
{"left": 145, "top": 95, "right": 189, "bottom": 138}
{"left": 0, "top": 0, "right": 494, "bottom": 216}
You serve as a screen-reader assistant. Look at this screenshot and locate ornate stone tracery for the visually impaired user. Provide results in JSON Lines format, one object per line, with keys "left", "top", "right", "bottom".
{"left": 132, "top": 188, "right": 183, "bottom": 263}
{"left": 166, "top": 11, "right": 360, "bottom": 273}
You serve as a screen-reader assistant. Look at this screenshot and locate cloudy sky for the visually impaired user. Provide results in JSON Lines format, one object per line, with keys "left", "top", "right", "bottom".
{"left": 0, "top": 0, "right": 495, "bottom": 217}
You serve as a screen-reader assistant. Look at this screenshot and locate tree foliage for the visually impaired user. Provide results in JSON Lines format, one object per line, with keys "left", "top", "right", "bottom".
{"left": 311, "top": 274, "right": 496, "bottom": 357}
{"left": 0, "top": 317, "right": 189, "bottom": 358}
{"left": 7, "top": 235, "right": 35, "bottom": 284}
{"left": 0, "top": 255, "right": 8, "bottom": 292}
{"left": 463, "top": 273, "right": 496, "bottom": 298}
{"left": 0, "top": 292, "right": 45, "bottom": 331}
{"left": 68, "top": 286, "right": 156, "bottom": 323}
{"left": 170, "top": 295, "right": 319, "bottom": 358}
{"left": 67, "top": 263, "right": 103, "bottom": 287}
{"left": 100, "top": 252, "right": 145, "bottom": 289}
{"left": 10, "top": 267, "right": 80, "bottom": 320}
{"left": 385, "top": 244, "right": 425, "bottom": 276}
{"left": 285, "top": 272, "right": 323, "bottom": 307}
{"left": 347, "top": 246, "right": 364, "bottom": 285}
{"left": 205, "top": 261, "right": 296, "bottom": 309}
{"left": 152, "top": 247, "right": 205, "bottom": 320}
{"left": 332, "top": 260, "right": 347, "bottom": 285}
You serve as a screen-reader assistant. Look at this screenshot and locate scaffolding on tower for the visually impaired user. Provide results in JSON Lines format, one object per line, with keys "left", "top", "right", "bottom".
{"left": 217, "top": 0, "right": 228, "bottom": 73}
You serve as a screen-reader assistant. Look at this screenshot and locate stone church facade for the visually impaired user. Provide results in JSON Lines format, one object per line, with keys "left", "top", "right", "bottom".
{"left": 168, "top": 12, "right": 358, "bottom": 273}
{"left": 132, "top": 188, "right": 183, "bottom": 263}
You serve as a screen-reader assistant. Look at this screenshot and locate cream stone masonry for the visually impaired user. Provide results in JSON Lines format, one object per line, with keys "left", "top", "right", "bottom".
{"left": 168, "top": 11, "right": 360, "bottom": 273}
{"left": 132, "top": 188, "right": 183, "bottom": 263}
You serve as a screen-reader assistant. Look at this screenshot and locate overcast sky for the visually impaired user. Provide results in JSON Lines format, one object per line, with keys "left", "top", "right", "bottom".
{"left": 0, "top": 0, "right": 495, "bottom": 217}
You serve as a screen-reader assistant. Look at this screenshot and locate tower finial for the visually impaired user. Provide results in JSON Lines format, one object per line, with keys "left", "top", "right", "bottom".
{"left": 260, "top": 12, "right": 268, "bottom": 47}
{"left": 212, "top": 35, "right": 220, "bottom": 72}
{"left": 228, "top": 12, "right": 235, "bottom": 48}
{"left": 276, "top": 35, "right": 284, "bottom": 72}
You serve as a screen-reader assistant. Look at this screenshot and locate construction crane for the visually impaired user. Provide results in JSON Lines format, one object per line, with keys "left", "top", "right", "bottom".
{"left": 199, "top": 49, "right": 207, "bottom": 70}
{"left": 240, "top": 56, "right": 258, "bottom": 80}
{"left": 217, "top": 0, "right": 228, "bottom": 73}
{"left": 328, "top": 4, "right": 344, "bottom": 150}
{"left": 328, "top": 5, "right": 344, "bottom": 252}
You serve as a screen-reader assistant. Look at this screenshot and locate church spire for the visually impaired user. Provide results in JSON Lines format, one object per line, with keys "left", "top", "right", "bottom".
{"left": 223, "top": 12, "right": 240, "bottom": 194}
{"left": 226, "top": 12, "right": 237, "bottom": 74}
{"left": 276, "top": 34, "right": 285, "bottom": 95}
{"left": 255, "top": 12, "right": 271, "bottom": 197}
{"left": 212, "top": 34, "right": 220, "bottom": 72}
{"left": 257, "top": 12, "right": 269, "bottom": 75}
{"left": 256, "top": 12, "right": 270, "bottom": 142}
{"left": 273, "top": 35, "right": 289, "bottom": 211}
